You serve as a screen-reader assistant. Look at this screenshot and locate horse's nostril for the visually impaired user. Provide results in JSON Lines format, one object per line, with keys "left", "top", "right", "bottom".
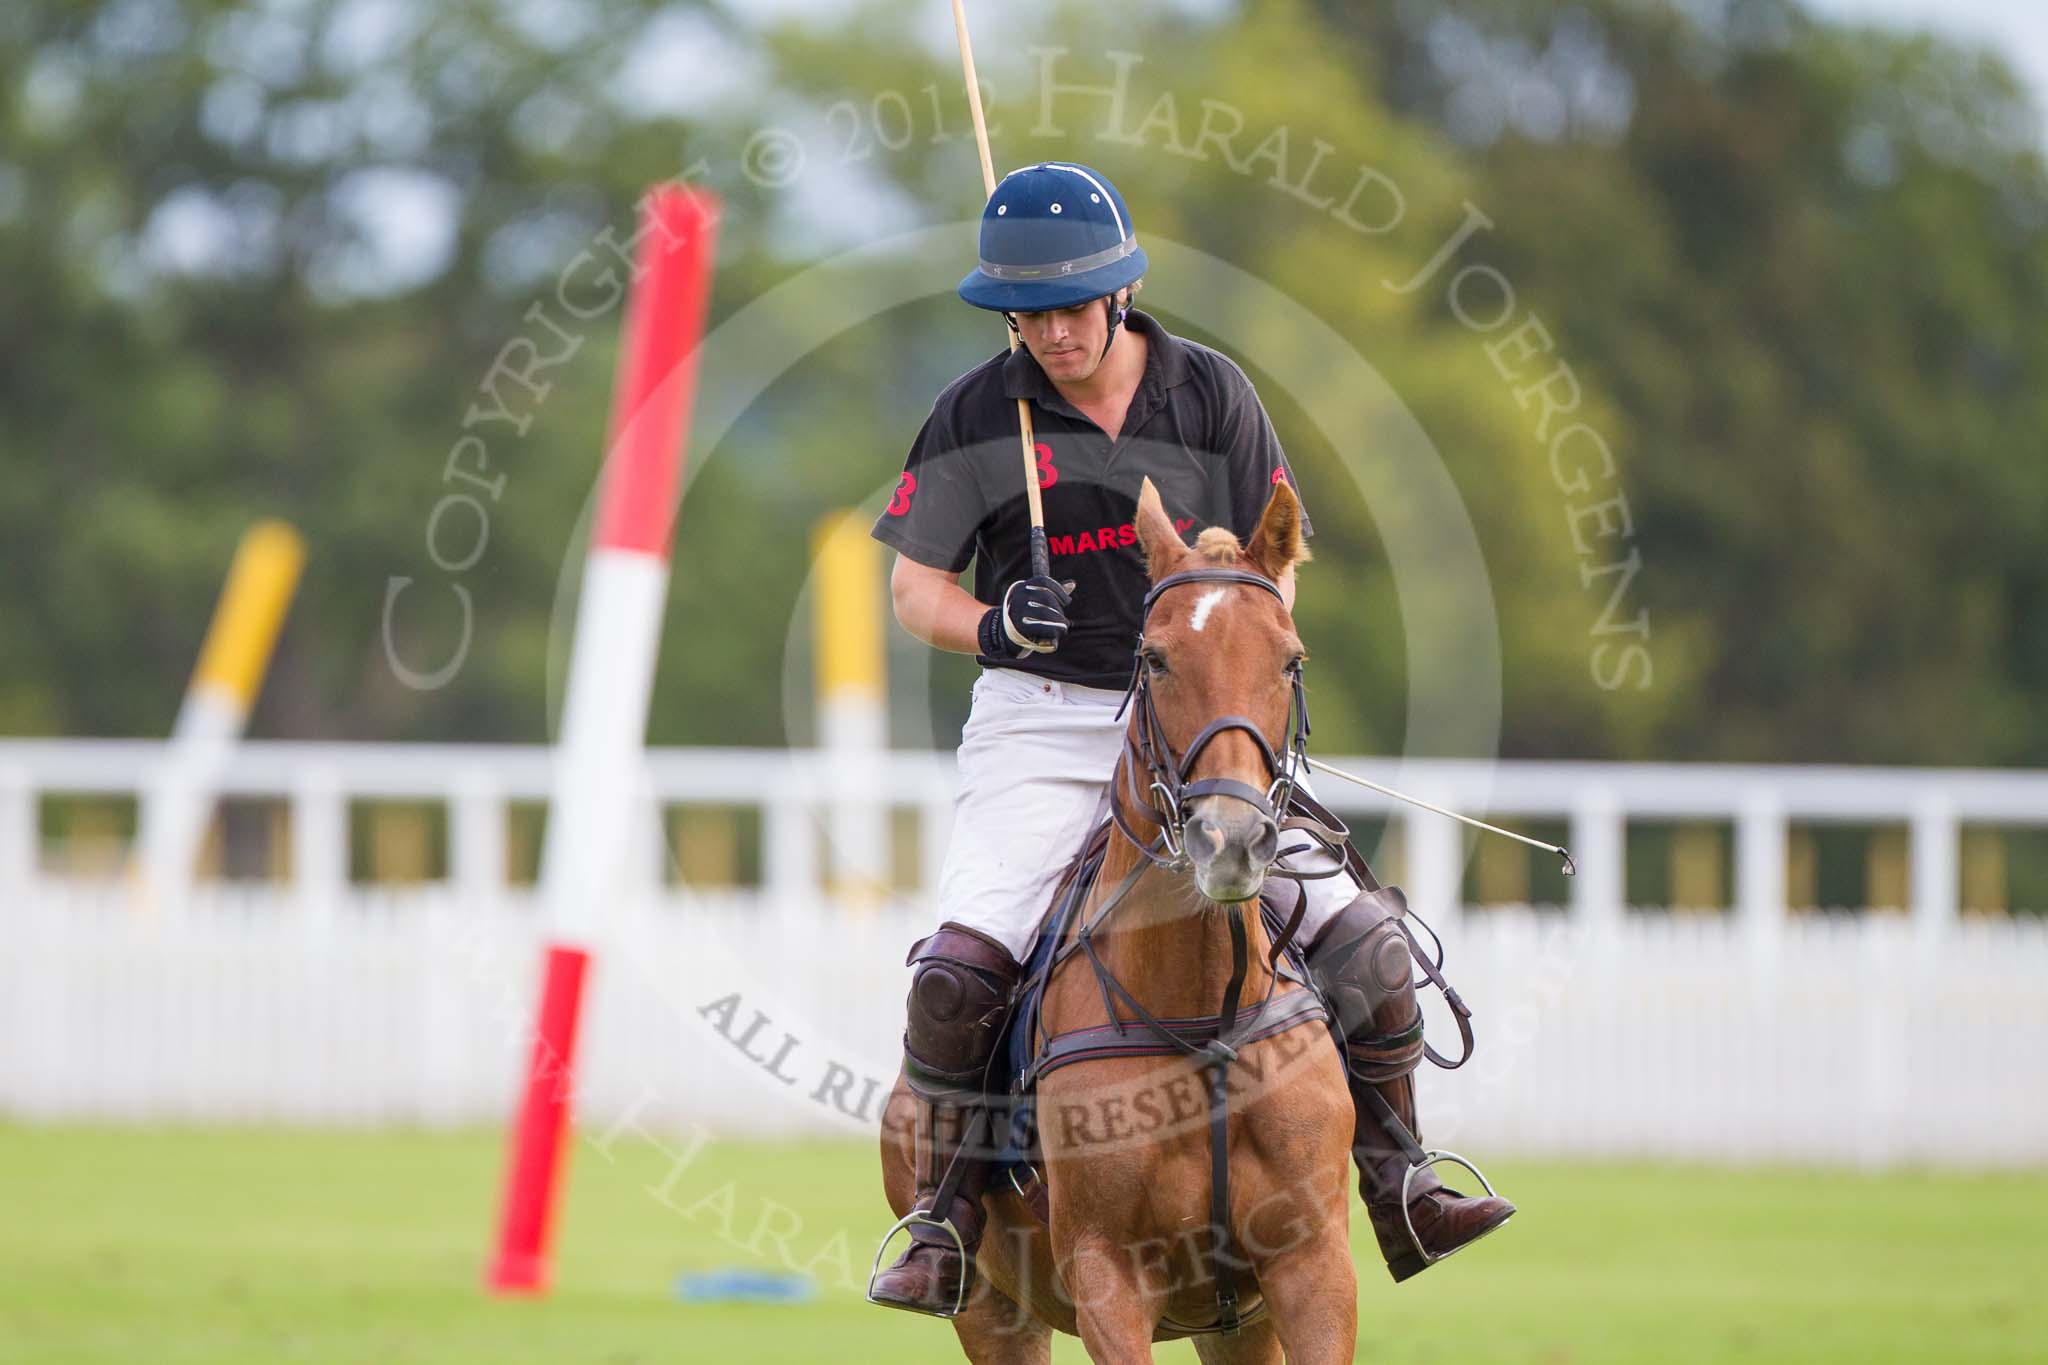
{"left": 1251, "top": 817, "right": 1280, "bottom": 865}
{"left": 1185, "top": 816, "right": 1221, "bottom": 861}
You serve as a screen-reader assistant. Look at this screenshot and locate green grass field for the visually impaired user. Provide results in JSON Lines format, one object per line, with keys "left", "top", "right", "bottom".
{"left": 1, "top": 1126, "right": 2042, "bottom": 1363}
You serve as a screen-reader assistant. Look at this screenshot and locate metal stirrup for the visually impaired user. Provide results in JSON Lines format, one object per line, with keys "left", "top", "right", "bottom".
{"left": 1399, "top": 1150, "right": 1503, "bottom": 1268}
{"left": 865, "top": 1209, "right": 971, "bottom": 1319}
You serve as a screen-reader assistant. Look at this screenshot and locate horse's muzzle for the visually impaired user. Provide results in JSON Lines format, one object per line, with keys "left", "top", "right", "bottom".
{"left": 1184, "top": 795, "right": 1280, "bottom": 902}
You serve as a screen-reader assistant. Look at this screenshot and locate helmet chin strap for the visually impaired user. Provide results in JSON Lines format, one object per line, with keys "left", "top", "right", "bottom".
{"left": 1099, "top": 289, "right": 1130, "bottom": 362}
{"left": 1001, "top": 289, "right": 1132, "bottom": 365}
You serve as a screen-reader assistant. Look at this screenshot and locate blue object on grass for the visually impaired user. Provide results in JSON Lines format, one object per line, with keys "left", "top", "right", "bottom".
{"left": 674, "top": 1269, "right": 816, "bottom": 1304}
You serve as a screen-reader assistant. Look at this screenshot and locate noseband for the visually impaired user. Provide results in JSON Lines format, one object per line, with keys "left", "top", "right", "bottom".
{"left": 1113, "top": 567, "right": 1313, "bottom": 869}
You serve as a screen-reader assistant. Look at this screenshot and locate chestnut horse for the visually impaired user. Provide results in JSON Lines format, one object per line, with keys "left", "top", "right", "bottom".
{"left": 881, "top": 479, "right": 1359, "bottom": 1363}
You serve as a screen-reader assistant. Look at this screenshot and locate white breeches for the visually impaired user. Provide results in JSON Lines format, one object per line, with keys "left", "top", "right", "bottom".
{"left": 937, "top": 667, "right": 1359, "bottom": 960}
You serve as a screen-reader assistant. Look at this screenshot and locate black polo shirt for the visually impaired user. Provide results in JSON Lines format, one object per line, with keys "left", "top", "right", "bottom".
{"left": 872, "top": 309, "right": 1311, "bottom": 689}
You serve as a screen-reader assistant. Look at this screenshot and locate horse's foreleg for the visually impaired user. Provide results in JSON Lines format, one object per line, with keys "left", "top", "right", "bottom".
{"left": 950, "top": 1275, "right": 1052, "bottom": 1365}
{"left": 1065, "top": 1235, "right": 1165, "bottom": 1365}
{"left": 1191, "top": 1320, "right": 1284, "bottom": 1365}
{"left": 1243, "top": 1225, "right": 1356, "bottom": 1365}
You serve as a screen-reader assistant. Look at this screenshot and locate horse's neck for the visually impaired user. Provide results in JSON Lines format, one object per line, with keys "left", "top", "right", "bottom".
{"left": 1074, "top": 798, "right": 1276, "bottom": 1024}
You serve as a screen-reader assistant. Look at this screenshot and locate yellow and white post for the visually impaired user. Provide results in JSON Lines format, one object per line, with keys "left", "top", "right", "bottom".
{"left": 135, "top": 520, "right": 305, "bottom": 910}
{"left": 812, "top": 510, "right": 889, "bottom": 902}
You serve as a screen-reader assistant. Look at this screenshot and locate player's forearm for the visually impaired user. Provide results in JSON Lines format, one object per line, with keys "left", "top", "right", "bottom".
{"left": 890, "top": 560, "right": 986, "bottom": 655}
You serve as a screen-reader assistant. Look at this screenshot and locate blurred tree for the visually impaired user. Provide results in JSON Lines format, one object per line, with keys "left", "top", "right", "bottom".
{"left": 1313, "top": 0, "right": 2048, "bottom": 763}
{"left": 0, "top": 0, "right": 2042, "bottom": 768}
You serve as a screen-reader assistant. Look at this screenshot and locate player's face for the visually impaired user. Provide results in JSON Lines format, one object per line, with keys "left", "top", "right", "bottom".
{"left": 1013, "top": 297, "right": 1111, "bottom": 384}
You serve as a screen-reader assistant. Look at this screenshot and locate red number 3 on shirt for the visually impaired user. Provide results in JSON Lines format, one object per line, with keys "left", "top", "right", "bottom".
{"left": 1034, "top": 442, "right": 1060, "bottom": 490}
{"left": 887, "top": 471, "right": 917, "bottom": 516}
{"left": 1032, "top": 444, "right": 1064, "bottom": 491}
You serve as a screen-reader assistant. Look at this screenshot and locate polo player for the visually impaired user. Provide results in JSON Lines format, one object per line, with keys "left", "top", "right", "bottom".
{"left": 866, "top": 162, "right": 1514, "bottom": 1317}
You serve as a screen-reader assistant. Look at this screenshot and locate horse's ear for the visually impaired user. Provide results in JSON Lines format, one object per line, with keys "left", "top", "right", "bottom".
{"left": 1134, "top": 477, "right": 1185, "bottom": 581}
{"left": 1246, "top": 478, "right": 1310, "bottom": 580}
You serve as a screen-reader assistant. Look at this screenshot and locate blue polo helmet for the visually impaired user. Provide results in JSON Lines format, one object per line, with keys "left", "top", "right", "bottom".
{"left": 958, "top": 162, "right": 1147, "bottom": 313}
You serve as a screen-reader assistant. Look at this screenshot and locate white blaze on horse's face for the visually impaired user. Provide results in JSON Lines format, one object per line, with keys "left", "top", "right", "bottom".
{"left": 1131, "top": 475, "right": 1311, "bottom": 905}
{"left": 1146, "top": 581, "right": 1297, "bottom": 904}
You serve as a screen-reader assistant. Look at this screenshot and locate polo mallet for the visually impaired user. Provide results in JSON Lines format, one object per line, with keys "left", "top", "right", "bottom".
{"left": 1304, "top": 756, "right": 1577, "bottom": 875}
{"left": 950, "top": 0, "right": 1051, "bottom": 580}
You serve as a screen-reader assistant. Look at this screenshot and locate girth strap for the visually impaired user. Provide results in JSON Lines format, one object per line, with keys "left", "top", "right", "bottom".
{"left": 1024, "top": 986, "right": 1328, "bottom": 1083}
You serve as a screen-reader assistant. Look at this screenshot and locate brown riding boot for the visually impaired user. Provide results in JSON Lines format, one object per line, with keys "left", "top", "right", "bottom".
{"left": 1307, "top": 889, "right": 1515, "bottom": 1283}
{"left": 867, "top": 924, "right": 1022, "bottom": 1318}
{"left": 868, "top": 1098, "right": 995, "bottom": 1316}
{"left": 1350, "top": 1061, "right": 1515, "bottom": 1282}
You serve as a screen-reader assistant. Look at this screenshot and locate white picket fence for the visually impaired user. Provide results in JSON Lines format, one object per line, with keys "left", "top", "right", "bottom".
{"left": 2, "top": 741, "right": 2046, "bottom": 1167}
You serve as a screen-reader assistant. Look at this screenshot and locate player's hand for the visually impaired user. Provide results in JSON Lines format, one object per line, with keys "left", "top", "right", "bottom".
{"left": 980, "top": 575, "right": 1074, "bottom": 657}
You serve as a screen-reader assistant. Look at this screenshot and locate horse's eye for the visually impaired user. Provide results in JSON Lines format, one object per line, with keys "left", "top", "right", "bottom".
{"left": 1285, "top": 655, "right": 1306, "bottom": 676}
{"left": 1142, "top": 647, "right": 1168, "bottom": 675}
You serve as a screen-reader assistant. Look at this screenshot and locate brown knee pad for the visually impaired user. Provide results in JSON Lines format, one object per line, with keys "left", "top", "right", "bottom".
{"left": 1305, "top": 889, "right": 1424, "bottom": 1082}
{"left": 901, "top": 923, "right": 1023, "bottom": 1102}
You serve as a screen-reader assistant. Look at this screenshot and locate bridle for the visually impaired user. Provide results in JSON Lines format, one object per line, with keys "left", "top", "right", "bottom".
{"left": 1111, "top": 567, "right": 1318, "bottom": 873}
